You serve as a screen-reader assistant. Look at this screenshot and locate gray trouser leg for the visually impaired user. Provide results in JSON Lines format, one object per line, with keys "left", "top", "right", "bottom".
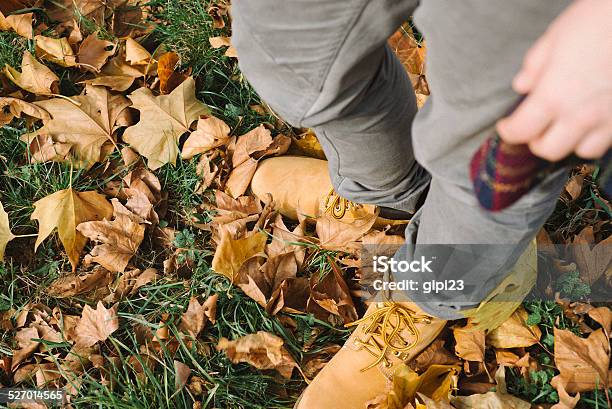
{"left": 232, "top": 0, "right": 429, "bottom": 213}
{"left": 232, "top": 0, "right": 572, "bottom": 319}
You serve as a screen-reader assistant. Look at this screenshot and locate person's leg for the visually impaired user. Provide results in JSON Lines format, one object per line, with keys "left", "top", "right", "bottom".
{"left": 399, "top": 0, "right": 574, "bottom": 319}
{"left": 232, "top": 0, "right": 429, "bottom": 214}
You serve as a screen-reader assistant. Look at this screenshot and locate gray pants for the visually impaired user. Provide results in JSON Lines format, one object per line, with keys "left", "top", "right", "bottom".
{"left": 232, "top": 0, "right": 572, "bottom": 319}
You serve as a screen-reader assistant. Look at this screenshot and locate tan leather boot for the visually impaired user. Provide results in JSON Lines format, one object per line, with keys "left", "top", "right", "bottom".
{"left": 295, "top": 301, "right": 447, "bottom": 409}
{"left": 250, "top": 156, "right": 410, "bottom": 225}
{"left": 294, "top": 239, "right": 538, "bottom": 409}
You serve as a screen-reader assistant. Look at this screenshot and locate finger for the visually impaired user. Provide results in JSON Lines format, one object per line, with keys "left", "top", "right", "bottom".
{"left": 575, "top": 126, "right": 612, "bottom": 159}
{"left": 496, "top": 93, "right": 554, "bottom": 144}
{"left": 528, "top": 110, "right": 602, "bottom": 161}
{"left": 513, "top": 35, "right": 551, "bottom": 94}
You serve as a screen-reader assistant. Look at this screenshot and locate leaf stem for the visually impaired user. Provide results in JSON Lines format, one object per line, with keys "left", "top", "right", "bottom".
{"left": 48, "top": 93, "right": 82, "bottom": 106}
{"left": 69, "top": 161, "right": 73, "bottom": 188}
{"left": 12, "top": 233, "right": 38, "bottom": 238}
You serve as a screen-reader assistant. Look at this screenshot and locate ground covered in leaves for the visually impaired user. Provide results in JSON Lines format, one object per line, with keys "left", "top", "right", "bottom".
{"left": 0, "top": 1, "right": 610, "bottom": 408}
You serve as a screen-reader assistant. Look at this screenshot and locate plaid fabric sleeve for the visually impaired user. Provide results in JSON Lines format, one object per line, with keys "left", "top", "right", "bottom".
{"left": 470, "top": 135, "right": 611, "bottom": 212}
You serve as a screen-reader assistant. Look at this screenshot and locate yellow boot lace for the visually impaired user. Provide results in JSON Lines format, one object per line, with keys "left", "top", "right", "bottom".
{"left": 346, "top": 302, "right": 430, "bottom": 371}
{"left": 323, "top": 188, "right": 359, "bottom": 219}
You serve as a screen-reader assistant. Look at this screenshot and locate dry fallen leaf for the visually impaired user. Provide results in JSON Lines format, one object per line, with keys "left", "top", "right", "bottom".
{"left": 46, "top": 266, "right": 114, "bottom": 298}
{"left": 216, "top": 331, "right": 297, "bottom": 379}
{"left": 207, "top": 3, "right": 228, "bottom": 29}
{"left": 209, "top": 36, "right": 237, "bottom": 57}
{"left": 203, "top": 294, "right": 218, "bottom": 324}
{"left": 225, "top": 126, "right": 290, "bottom": 198}
{"left": 29, "top": 84, "right": 132, "bottom": 168}
{"left": 564, "top": 173, "right": 584, "bottom": 201}
{"left": 123, "top": 77, "right": 209, "bottom": 170}
{"left": 288, "top": 129, "right": 326, "bottom": 159}
{"left": 309, "top": 258, "right": 357, "bottom": 323}
{"left": 90, "top": 51, "right": 148, "bottom": 91}
{"left": 0, "top": 97, "right": 50, "bottom": 126}
{"left": 462, "top": 241, "right": 537, "bottom": 332}
{"left": 35, "top": 35, "right": 77, "bottom": 67}
{"left": 226, "top": 157, "right": 259, "bottom": 198}
{"left": 409, "top": 340, "right": 460, "bottom": 372}
{"left": 209, "top": 36, "right": 231, "bottom": 49}
{"left": 157, "top": 51, "right": 189, "bottom": 94}
{"left": 77, "top": 33, "right": 117, "bottom": 72}
{"left": 212, "top": 230, "right": 267, "bottom": 282}
{"left": 316, "top": 213, "right": 378, "bottom": 251}
{"left": 0, "top": 201, "right": 15, "bottom": 261}
{"left": 180, "top": 297, "right": 207, "bottom": 338}
{"left": 22, "top": 132, "right": 71, "bottom": 163}
{"left": 486, "top": 307, "right": 541, "bottom": 348}
{"left": 366, "top": 364, "right": 459, "bottom": 409}
{"left": 31, "top": 188, "right": 113, "bottom": 271}
{"left": 552, "top": 328, "right": 611, "bottom": 393}
{"left": 451, "top": 366, "right": 530, "bottom": 409}
{"left": 388, "top": 26, "right": 426, "bottom": 76}
{"left": 453, "top": 325, "right": 485, "bottom": 362}
{"left": 125, "top": 37, "right": 152, "bottom": 66}
{"left": 588, "top": 306, "right": 612, "bottom": 335}
{"left": 571, "top": 226, "right": 612, "bottom": 285}
{"left": 181, "top": 115, "right": 231, "bottom": 159}
{"left": 11, "top": 326, "right": 39, "bottom": 370}
{"left": 77, "top": 200, "right": 145, "bottom": 273}
{"left": 495, "top": 350, "right": 530, "bottom": 368}
{"left": 75, "top": 302, "right": 119, "bottom": 348}
{"left": 174, "top": 360, "right": 191, "bottom": 391}
{"left": 4, "top": 51, "right": 59, "bottom": 95}
{"left": 416, "top": 394, "right": 453, "bottom": 409}
{"left": 0, "top": 11, "right": 33, "bottom": 38}
{"left": 232, "top": 125, "right": 273, "bottom": 166}
{"left": 551, "top": 380, "right": 580, "bottom": 409}
{"left": 112, "top": 2, "right": 149, "bottom": 38}
{"left": 107, "top": 167, "right": 163, "bottom": 224}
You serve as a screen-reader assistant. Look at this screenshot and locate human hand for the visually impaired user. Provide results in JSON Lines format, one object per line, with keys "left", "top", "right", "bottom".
{"left": 496, "top": 0, "right": 612, "bottom": 161}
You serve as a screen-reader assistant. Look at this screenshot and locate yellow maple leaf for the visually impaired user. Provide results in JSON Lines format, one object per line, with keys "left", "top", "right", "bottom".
{"left": 486, "top": 307, "right": 542, "bottom": 349}
{"left": 31, "top": 188, "right": 113, "bottom": 271}
{"left": 461, "top": 240, "right": 537, "bottom": 331}
{"left": 212, "top": 230, "right": 267, "bottom": 282}
{"left": 123, "top": 77, "right": 210, "bottom": 170}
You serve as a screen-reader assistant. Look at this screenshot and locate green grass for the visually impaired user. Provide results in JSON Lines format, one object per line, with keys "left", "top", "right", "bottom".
{"left": 0, "top": 31, "right": 29, "bottom": 95}
{"left": 0, "top": 31, "right": 27, "bottom": 68}
{"left": 148, "top": 0, "right": 276, "bottom": 134}
{"left": 62, "top": 271, "right": 347, "bottom": 409}
{"left": 0, "top": 4, "right": 346, "bottom": 407}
